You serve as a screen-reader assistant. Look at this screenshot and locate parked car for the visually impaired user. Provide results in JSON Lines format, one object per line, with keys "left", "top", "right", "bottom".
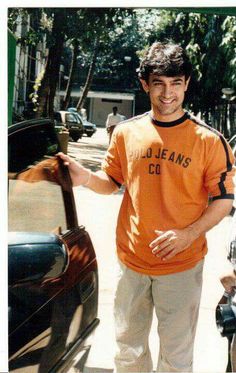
{"left": 8, "top": 118, "right": 99, "bottom": 372}
{"left": 54, "top": 111, "right": 84, "bottom": 142}
{"left": 216, "top": 214, "right": 236, "bottom": 372}
{"left": 229, "top": 134, "right": 236, "bottom": 163}
{"left": 82, "top": 120, "right": 97, "bottom": 137}
{"left": 68, "top": 108, "right": 97, "bottom": 138}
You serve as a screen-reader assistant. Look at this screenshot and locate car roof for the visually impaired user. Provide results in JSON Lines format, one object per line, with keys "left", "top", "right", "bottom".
{"left": 58, "top": 111, "right": 75, "bottom": 114}
{"left": 8, "top": 118, "right": 53, "bottom": 135}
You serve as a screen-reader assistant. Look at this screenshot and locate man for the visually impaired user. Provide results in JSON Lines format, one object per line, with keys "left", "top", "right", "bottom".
{"left": 106, "top": 106, "right": 124, "bottom": 143}
{"left": 58, "top": 42, "right": 235, "bottom": 372}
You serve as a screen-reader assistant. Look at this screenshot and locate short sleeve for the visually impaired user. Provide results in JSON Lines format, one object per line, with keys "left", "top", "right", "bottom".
{"left": 101, "top": 129, "right": 124, "bottom": 186}
{"left": 204, "top": 135, "right": 235, "bottom": 200}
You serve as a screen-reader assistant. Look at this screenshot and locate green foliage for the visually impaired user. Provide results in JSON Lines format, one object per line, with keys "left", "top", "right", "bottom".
{"left": 139, "top": 9, "right": 236, "bottom": 115}
{"left": 8, "top": 8, "right": 236, "bottom": 117}
{"left": 221, "top": 16, "right": 236, "bottom": 87}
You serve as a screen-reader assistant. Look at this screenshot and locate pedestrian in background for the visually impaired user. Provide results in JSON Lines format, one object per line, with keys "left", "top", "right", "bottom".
{"left": 58, "top": 41, "right": 235, "bottom": 372}
{"left": 106, "top": 106, "right": 124, "bottom": 143}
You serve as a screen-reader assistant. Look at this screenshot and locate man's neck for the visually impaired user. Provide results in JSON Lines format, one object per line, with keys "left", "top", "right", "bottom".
{"left": 151, "top": 108, "right": 185, "bottom": 122}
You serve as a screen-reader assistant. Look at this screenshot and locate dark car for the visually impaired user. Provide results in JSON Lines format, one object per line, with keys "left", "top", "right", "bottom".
{"left": 67, "top": 108, "right": 97, "bottom": 138}
{"left": 8, "top": 119, "right": 99, "bottom": 372}
{"left": 216, "top": 214, "right": 236, "bottom": 372}
{"left": 54, "top": 111, "right": 84, "bottom": 142}
{"left": 82, "top": 120, "right": 97, "bottom": 138}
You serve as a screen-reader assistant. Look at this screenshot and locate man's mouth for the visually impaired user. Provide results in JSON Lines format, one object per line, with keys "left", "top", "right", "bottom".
{"left": 160, "top": 98, "right": 175, "bottom": 104}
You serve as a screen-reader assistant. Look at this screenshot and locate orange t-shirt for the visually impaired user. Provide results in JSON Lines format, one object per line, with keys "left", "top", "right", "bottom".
{"left": 101, "top": 111, "right": 235, "bottom": 275}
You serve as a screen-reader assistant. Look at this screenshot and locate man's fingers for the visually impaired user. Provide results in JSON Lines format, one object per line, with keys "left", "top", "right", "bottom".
{"left": 149, "top": 231, "right": 169, "bottom": 249}
{"left": 155, "top": 230, "right": 164, "bottom": 235}
{"left": 153, "top": 245, "right": 175, "bottom": 260}
{"left": 57, "top": 152, "right": 72, "bottom": 166}
{"left": 152, "top": 239, "right": 172, "bottom": 254}
{"left": 162, "top": 249, "right": 178, "bottom": 261}
{"left": 57, "top": 152, "right": 66, "bottom": 158}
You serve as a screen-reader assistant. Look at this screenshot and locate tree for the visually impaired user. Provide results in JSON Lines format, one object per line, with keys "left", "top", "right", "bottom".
{"left": 141, "top": 9, "right": 236, "bottom": 119}
{"left": 61, "top": 38, "right": 79, "bottom": 110}
{"left": 76, "top": 37, "right": 99, "bottom": 111}
{"left": 61, "top": 8, "right": 134, "bottom": 112}
{"left": 35, "top": 10, "right": 68, "bottom": 118}
{"left": 8, "top": 8, "right": 235, "bottom": 127}
{"left": 8, "top": 8, "right": 69, "bottom": 118}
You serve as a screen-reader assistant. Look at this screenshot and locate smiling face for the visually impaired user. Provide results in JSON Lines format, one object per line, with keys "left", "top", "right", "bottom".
{"left": 140, "top": 74, "right": 190, "bottom": 122}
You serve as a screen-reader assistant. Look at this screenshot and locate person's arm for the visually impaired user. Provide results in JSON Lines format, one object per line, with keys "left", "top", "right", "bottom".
{"left": 220, "top": 270, "right": 236, "bottom": 294}
{"left": 57, "top": 152, "right": 119, "bottom": 194}
{"left": 151, "top": 132, "right": 235, "bottom": 261}
{"left": 150, "top": 199, "right": 233, "bottom": 261}
{"left": 105, "top": 114, "right": 111, "bottom": 128}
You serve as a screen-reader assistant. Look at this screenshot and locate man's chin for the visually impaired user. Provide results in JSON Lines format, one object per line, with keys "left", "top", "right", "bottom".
{"left": 157, "top": 105, "right": 182, "bottom": 117}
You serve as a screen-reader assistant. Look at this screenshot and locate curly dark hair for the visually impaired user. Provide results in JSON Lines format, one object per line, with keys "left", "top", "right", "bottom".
{"left": 137, "top": 42, "right": 192, "bottom": 82}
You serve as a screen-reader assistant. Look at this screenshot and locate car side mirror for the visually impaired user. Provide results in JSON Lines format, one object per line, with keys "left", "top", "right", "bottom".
{"left": 8, "top": 232, "right": 68, "bottom": 286}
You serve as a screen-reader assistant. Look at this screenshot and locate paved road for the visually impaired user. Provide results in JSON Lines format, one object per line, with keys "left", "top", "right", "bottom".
{"left": 68, "top": 128, "right": 233, "bottom": 373}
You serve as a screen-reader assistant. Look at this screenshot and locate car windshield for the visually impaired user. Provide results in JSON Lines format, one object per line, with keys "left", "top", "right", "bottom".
{"left": 65, "top": 113, "right": 78, "bottom": 123}
{"left": 8, "top": 123, "right": 59, "bottom": 173}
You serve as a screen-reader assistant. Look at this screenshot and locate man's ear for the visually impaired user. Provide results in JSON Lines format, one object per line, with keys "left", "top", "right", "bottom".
{"left": 139, "top": 79, "right": 149, "bottom": 94}
{"left": 184, "top": 77, "right": 191, "bottom": 92}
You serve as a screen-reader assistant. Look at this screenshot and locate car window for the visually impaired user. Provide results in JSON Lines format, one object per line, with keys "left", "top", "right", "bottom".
{"left": 65, "top": 113, "right": 77, "bottom": 123}
{"left": 8, "top": 124, "right": 59, "bottom": 173}
{"left": 8, "top": 162, "right": 67, "bottom": 234}
{"left": 75, "top": 113, "right": 83, "bottom": 125}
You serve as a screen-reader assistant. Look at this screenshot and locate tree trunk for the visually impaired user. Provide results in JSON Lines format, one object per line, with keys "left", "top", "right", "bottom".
{"left": 61, "top": 39, "right": 79, "bottom": 110}
{"left": 76, "top": 39, "right": 99, "bottom": 111}
{"left": 36, "top": 11, "right": 66, "bottom": 119}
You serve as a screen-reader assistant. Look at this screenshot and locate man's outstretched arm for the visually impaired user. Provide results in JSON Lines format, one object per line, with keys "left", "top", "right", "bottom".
{"left": 57, "top": 152, "right": 119, "bottom": 195}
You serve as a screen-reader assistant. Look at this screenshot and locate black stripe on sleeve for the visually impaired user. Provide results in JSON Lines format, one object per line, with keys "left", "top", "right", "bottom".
{"left": 188, "top": 113, "right": 234, "bottom": 199}
{"left": 219, "top": 136, "right": 233, "bottom": 172}
{"left": 212, "top": 194, "right": 234, "bottom": 201}
{"left": 217, "top": 137, "right": 233, "bottom": 196}
{"left": 108, "top": 174, "right": 122, "bottom": 188}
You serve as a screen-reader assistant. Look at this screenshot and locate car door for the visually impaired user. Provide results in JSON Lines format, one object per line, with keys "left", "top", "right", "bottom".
{"left": 8, "top": 119, "right": 99, "bottom": 372}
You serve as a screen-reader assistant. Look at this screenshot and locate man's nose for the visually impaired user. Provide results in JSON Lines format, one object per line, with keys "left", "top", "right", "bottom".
{"left": 162, "top": 85, "right": 173, "bottom": 97}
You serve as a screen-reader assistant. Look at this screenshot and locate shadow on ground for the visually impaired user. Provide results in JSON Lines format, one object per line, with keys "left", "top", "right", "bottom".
{"left": 83, "top": 368, "right": 113, "bottom": 373}
{"left": 69, "top": 141, "right": 108, "bottom": 153}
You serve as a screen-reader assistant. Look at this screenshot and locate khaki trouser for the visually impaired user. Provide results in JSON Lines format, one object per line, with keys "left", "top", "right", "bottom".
{"left": 114, "top": 260, "right": 204, "bottom": 373}
{"left": 231, "top": 334, "right": 236, "bottom": 371}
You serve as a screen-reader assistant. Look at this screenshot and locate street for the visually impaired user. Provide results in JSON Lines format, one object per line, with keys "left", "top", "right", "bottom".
{"left": 68, "top": 128, "right": 232, "bottom": 373}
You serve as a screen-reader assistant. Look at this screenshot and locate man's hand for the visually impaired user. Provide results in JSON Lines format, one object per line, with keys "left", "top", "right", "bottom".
{"left": 149, "top": 199, "right": 233, "bottom": 261}
{"left": 57, "top": 152, "right": 90, "bottom": 186}
{"left": 57, "top": 152, "right": 118, "bottom": 194}
{"left": 220, "top": 271, "right": 236, "bottom": 294}
{"left": 149, "top": 227, "right": 197, "bottom": 261}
